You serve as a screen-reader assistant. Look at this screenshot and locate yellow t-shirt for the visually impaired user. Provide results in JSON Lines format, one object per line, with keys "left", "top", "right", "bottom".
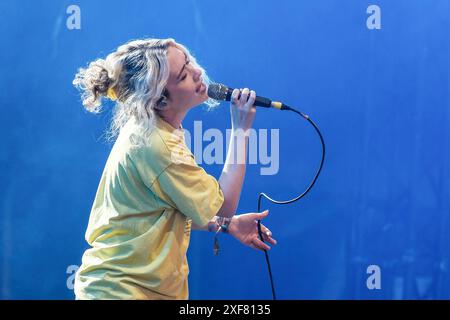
{"left": 74, "top": 116, "right": 224, "bottom": 300}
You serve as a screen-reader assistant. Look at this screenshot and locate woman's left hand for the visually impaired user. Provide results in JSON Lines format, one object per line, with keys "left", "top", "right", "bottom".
{"left": 228, "top": 210, "right": 277, "bottom": 251}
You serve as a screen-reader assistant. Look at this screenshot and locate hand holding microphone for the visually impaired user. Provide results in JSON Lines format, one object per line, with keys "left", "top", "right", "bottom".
{"left": 229, "top": 87, "right": 257, "bottom": 131}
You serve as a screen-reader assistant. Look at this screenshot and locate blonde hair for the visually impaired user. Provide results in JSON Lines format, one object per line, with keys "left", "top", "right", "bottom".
{"left": 73, "top": 38, "right": 218, "bottom": 142}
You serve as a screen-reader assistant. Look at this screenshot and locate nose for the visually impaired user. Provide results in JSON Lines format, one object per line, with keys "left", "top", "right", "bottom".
{"left": 193, "top": 68, "right": 202, "bottom": 81}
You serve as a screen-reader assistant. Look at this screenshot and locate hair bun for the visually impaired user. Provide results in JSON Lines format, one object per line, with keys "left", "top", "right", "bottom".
{"left": 73, "top": 58, "right": 114, "bottom": 112}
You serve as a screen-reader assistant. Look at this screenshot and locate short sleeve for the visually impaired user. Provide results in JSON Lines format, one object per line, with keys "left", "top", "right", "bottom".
{"left": 152, "top": 159, "right": 225, "bottom": 227}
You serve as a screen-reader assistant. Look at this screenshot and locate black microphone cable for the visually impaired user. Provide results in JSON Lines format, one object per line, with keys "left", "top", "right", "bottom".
{"left": 255, "top": 105, "right": 326, "bottom": 300}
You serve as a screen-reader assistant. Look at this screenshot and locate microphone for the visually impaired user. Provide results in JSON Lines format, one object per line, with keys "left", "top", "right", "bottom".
{"left": 207, "top": 83, "right": 292, "bottom": 111}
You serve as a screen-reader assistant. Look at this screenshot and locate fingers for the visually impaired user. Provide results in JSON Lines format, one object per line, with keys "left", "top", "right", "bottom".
{"left": 252, "top": 238, "right": 271, "bottom": 251}
{"left": 255, "top": 209, "right": 269, "bottom": 220}
{"left": 231, "top": 88, "right": 256, "bottom": 108}
{"left": 259, "top": 222, "right": 277, "bottom": 245}
{"left": 240, "top": 88, "right": 250, "bottom": 105}
{"left": 231, "top": 88, "right": 240, "bottom": 105}
{"left": 249, "top": 235, "right": 277, "bottom": 251}
{"left": 250, "top": 221, "right": 277, "bottom": 251}
{"left": 245, "top": 90, "right": 256, "bottom": 109}
{"left": 263, "top": 230, "right": 277, "bottom": 245}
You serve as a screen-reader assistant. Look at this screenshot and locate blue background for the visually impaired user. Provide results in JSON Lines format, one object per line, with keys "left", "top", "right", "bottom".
{"left": 1, "top": 0, "right": 449, "bottom": 299}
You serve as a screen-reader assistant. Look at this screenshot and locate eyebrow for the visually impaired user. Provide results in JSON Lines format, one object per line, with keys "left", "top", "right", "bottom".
{"left": 176, "top": 53, "right": 188, "bottom": 80}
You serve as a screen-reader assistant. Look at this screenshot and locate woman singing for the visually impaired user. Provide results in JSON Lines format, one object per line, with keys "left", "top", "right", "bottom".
{"left": 72, "top": 38, "right": 277, "bottom": 299}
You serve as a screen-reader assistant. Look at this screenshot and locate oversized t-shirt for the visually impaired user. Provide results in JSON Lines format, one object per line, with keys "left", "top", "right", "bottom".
{"left": 74, "top": 115, "right": 224, "bottom": 300}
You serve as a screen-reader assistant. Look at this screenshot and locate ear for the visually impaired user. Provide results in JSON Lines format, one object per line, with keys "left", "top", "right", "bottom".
{"left": 155, "top": 97, "right": 167, "bottom": 110}
{"left": 155, "top": 88, "right": 169, "bottom": 110}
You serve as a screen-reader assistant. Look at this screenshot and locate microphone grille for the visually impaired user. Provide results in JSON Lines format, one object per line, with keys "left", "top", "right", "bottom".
{"left": 207, "top": 83, "right": 228, "bottom": 101}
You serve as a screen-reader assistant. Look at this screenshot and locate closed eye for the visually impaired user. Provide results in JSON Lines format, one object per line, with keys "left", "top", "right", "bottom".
{"left": 180, "top": 60, "right": 190, "bottom": 81}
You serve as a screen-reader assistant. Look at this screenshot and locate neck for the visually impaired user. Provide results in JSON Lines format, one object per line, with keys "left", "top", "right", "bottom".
{"left": 157, "top": 108, "right": 186, "bottom": 130}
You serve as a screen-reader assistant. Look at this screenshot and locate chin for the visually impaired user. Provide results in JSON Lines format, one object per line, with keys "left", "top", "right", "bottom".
{"left": 195, "top": 91, "right": 209, "bottom": 104}
{"left": 200, "top": 93, "right": 209, "bottom": 102}
{"left": 188, "top": 96, "right": 207, "bottom": 110}
{"left": 189, "top": 85, "right": 208, "bottom": 108}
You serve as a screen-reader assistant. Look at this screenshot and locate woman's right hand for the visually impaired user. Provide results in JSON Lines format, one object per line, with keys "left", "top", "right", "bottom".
{"left": 230, "top": 88, "right": 257, "bottom": 131}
